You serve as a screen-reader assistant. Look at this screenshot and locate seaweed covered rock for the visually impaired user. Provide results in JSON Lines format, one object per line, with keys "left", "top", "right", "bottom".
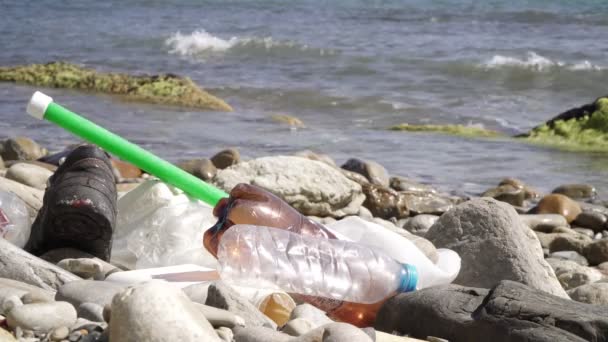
{"left": 389, "top": 123, "right": 502, "bottom": 138}
{"left": 0, "top": 61, "right": 232, "bottom": 111}
{"left": 522, "top": 96, "right": 608, "bottom": 151}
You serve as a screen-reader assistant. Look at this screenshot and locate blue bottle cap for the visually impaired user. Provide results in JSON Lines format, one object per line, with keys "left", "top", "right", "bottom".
{"left": 398, "top": 264, "right": 418, "bottom": 292}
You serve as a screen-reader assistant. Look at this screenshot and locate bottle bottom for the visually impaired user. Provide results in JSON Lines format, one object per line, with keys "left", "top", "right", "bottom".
{"left": 290, "top": 293, "right": 386, "bottom": 328}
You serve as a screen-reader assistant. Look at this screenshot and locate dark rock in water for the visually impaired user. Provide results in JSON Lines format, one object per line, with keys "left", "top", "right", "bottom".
{"left": 1, "top": 137, "right": 47, "bottom": 161}
{"left": 361, "top": 184, "right": 409, "bottom": 219}
{"left": 426, "top": 198, "right": 567, "bottom": 297}
{"left": 532, "top": 194, "right": 582, "bottom": 223}
{"left": 573, "top": 210, "right": 607, "bottom": 233}
{"left": 481, "top": 184, "right": 526, "bottom": 207}
{"left": 211, "top": 148, "right": 241, "bottom": 169}
{"left": 206, "top": 281, "right": 276, "bottom": 328}
{"left": 178, "top": 158, "right": 217, "bottom": 181}
{"left": 389, "top": 176, "right": 436, "bottom": 194}
{"left": 341, "top": 158, "right": 390, "bottom": 187}
{"left": 376, "top": 280, "right": 608, "bottom": 342}
{"left": 0, "top": 62, "right": 232, "bottom": 111}
{"left": 552, "top": 184, "right": 596, "bottom": 199}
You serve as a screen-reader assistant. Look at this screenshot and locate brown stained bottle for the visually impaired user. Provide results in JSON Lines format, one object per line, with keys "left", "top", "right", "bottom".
{"left": 203, "top": 183, "right": 336, "bottom": 258}
{"left": 203, "top": 183, "right": 387, "bottom": 327}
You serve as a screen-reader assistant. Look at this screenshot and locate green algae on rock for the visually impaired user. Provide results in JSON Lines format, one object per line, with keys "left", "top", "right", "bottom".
{"left": 389, "top": 123, "right": 502, "bottom": 138}
{"left": 522, "top": 97, "right": 608, "bottom": 152}
{"left": 0, "top": 62, "right": 232, "bottom": 111}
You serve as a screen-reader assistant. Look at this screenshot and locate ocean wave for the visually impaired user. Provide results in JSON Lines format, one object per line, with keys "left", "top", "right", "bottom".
{"left": 480, "top": 52, "right": 603, "bottom": 72}
{"left": 165, "top": 30, "right": 337, "bottom": 57}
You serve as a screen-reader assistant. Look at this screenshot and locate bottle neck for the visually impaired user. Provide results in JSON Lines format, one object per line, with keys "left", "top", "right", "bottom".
{"left": 398, "top": 263, "right": 418, "bottom": 293}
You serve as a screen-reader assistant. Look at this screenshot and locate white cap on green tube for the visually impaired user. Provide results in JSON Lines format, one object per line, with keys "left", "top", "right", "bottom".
{"left": 27, "top": 91, "right": 53, "bottom": 120}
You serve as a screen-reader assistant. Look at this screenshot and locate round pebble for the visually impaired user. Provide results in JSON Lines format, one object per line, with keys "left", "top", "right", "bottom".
{"left": 51, "top": 326, "right": 70, "bottom": 341}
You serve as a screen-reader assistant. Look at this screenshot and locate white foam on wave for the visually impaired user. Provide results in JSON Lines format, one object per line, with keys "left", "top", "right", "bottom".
{"left": 481, "top": 51, "right": 603, "bottom": 71}
{"left": 166, "top": 30, "right": 238, "bottom": 55}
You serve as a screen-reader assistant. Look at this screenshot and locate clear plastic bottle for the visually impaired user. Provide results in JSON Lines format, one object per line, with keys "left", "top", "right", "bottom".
{"left": 217, "top": 225, "right": 417, "bottom": 305}
{"left": 0, "top": 191, "right": 31, "bottom": 248}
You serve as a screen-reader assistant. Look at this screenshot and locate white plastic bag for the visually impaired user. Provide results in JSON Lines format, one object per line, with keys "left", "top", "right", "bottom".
{"left": 111, "top": 180, "right": 218, "bottom": 269}
{"left": 0, "top": 191, "right": 31, "bottom": 248}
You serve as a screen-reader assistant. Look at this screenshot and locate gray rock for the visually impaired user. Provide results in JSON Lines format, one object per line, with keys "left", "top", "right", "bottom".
{"left": 0, "top": 177, "right": 43, "bottom": 220}
{"left": 403, "top": 193, "right": 454, "bottom": 215}
{"left": 361, "top": 184, "right": 409, "bottom": 219}
{"left": 341, "top": 158, "right": 390, "bottom": 187}
{"left": 519, "top": 214, "right": 568, "bottom": 231}
{"left": 573, "top": 227, "right": 595, "bottom": 238}
{"left": 573, "top": 211, "right": 607, "bottom": 232}
{"left": 0, "top": 239, "right": 81, "bottom": 291}
{"left": 551, "top": 260, "right": 603, "bottom": 290}
{"left": 567, "top": 283, "right": 608, "bottom": 305}
{"left": 77, "top": 303, "right": 105, "bottom": 322}
{"left": 0, "top": 288, "right": 27, "bottom": 314}
{"left": 5, "top": 163, "right": 52, "bottom": 190}
{"left": 548, "top": 233, "right": 592, "bottom": 254}
{"left": 56, "top": 280, "right": 124, "bottom": 307}
{"left": 50, "top": 326, "right": 70, "bottom": 341}
{"left": 389, "top": 176, "right": 436, "bottom": 194}
{"left": 0, "top": 279, "right": 54, "bottom": 303}
{"left": 552, "top": 184, "right": 596, "bottom": 199}
{"left": 425, "top": 198, "right": 567, "bottom": 298}
{"left": 281, "top": 318, "right": 316, "bottom": 336}
{"left": 216, "top": 327, "right": 234, "bottom": 342}
{"left": 213, "top": 156, "right": 364, "bottom": 217}
{"left": 233, "top": 326, "right": 291, "bottom": 342}
{"left": 6, "top": 301, "right": 77, "bottom": 331}
{"left": 40, "top": 249, "right": 120, "bottom": 280}
{"left": 2, "top": 295, "right": 23, "bottom": 314}
{"left": 549, "top": 251, "right": 589, "bottom": 266}
{"left": 211, "top": 148, "right": 241, "bottom": 169}
{"left": 289, "top": 304, "right": 333, "bottom": 327}
{"left": 401, "top": 214, "right": 439, "bottom": 236}
{"left": 109, "top": 280, "right": 220, "bottom": 342}
{"left": 583, "top": 239, "right": 608, "bottom": 266}
{"left": 57, "top": 259, "right": 104, "bottom": 279}
{"left": 481, "top": 184, "right": 526, "bottom": 207}
{"left": 534, "top": 232, "right": 578, "bottom": 249}
{"left": 192, "top": 303, "right": 245, "bottom": 328}
{"left": 1, "top": 137, "right": 47, "bottom": 161}
{"left": 206, "top": 282, "right": 276, "bottom": 329}
{"left": 177, "top": 158, "right": 217, "bottom": 181}
{"left": 295, "top": 323, "right": 373, "bottom": 342}
{"left": 293, "top": 151, "right": 336, "bottom": 168}
{"left": 376, "top": 280, "right": 608, "bottom": 342}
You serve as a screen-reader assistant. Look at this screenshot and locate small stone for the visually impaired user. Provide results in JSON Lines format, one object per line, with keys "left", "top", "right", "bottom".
{"left": 519, "top": 214, "right": 568, "bottom": 231}
{"left": 211, "top": 148, "right": 240, "bottom": 169}
{"left": 583, "top": 239, "right": 608, "bottom": 265}
{"left": 548, "top": 234, "right": 592, "bottom": 255}
{"left": 573, "top": 228, "right": 595, "bottom": 238}
{"left": 51, "top": 327, "right": 70, "bottom": 341}
{"left": 56, "top": 281, "right": 124, "bottom": 307}
{"left": 68, "top": 330, "right": 83, "bottom": 342}
{"left": 552, "top": 184, "right": 596, "bottom": 199}
{"left": 206, "top": 282, "right": 276, "bottom": 329}
{"left": 281, "top": 318, "right": 316, "bottom": 336}
{"left": 177, "top": 158, "right": 217, "bottom": 181}
{"left": 1, "top": 295, "right": 23, "bottom": 314}
{"left": 5, "top": 163, "right": 53, "bottom": 190}
{"left": 498, "top": 177, "right": 539, "bottom": 199}
{"left": 39, "top": 249, "right": 120, "bottom": 281}
{"left": 77, "top": 303, "right": 105, "bottom": 322}
{"left": 549, "top": 251, "right": 589, "bottom": 266}
{"left": 341, "top": 170, "right": 370, "bottom": 186}
{"left": 216, "top": 327, "right": 233, "bottom": 342}
{"left": 192, "top": 303, "right": 245, "bottom": 328}
{"left": 341, "top": 158, "right": 390, "bottom": 187}
{"left": 6, "top": 302, "right": 77, "bottom": 331}
{"left": 533, "top": 194, "right": 582, "bottom": 223}
{"left": 389, "top": 176, "right": 436, "bottom": 194}
{"left": 403, "top": 193, "right": 454, "bottom": 216}
{"left": 481, "top": 184, "right": 525, "bottom": 207}
{"left": 573, "top": 211, "right": 607, "bottom": 232}
{"left": 57, "top": 259, "right": 103, "bottom": 279}
{"left": 361, "top": 184, "right": 409, "bottom": 219}
{"left": 401, "top": 215, "right": 439, "bottom": 236}
{"left": 1, "top": 137, "right": 47, "bottom": 161}
{"left": 0, "top": 279, "right": 54, "bottom": 304}
{"left": 289, "top": 304, "right": 332, "bottom": 327}
{"left": 567, "top": 283, "right": 608, "bottom": 305}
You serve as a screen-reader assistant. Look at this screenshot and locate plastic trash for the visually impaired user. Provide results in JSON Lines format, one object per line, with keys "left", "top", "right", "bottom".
{"left": 111, "top": 180, "right": 218, "bottom": 269}
{"left": 218, "top": 225, "right": 417, "bottom": 304}
{"left": 0, "top": 191, "right": 31, "bottom": 248}
{"left": 326, "top": 216, "right": 460, "bottom": 288}
{"left": 204, "top": 183, "right": 337, "bottom": 258}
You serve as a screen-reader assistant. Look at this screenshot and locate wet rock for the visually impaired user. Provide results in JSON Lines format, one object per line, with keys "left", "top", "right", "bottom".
{"left": 177, "top": 158, "right": 217, "bottom": 181}
{"left": 402, "top": 193, "right": 454, "bottom": 215}
{"left": 519, "top": 214, "right": 569, "bottom": 231}
{"left": 0, "top": 239, "right": 81, "bottom": 291}
{"left": 5, "top": 163, "right": 52, "bottom": 190}
{"left": 401, "top": 214, "right": 439, "bottom": 236}
{"left": 233, "top": 326, "right": 290, "bottom": 342}
{"left": 426, "top": 198, "right": 567, "bottom": 297}
{"left": 548, "top": 251, "right": 589, "bottom": 266}
{"left": 1, "top": 137, "right": 47, "bottom": 161}
{"left": 77, "top": 303, "right": 105, "bottom": 322}
{"left": 56, "top": 281, "right": 124, "bottom": 307}
{"left": 481, "top": 184, "right": 525, "bottom": 207}
{"left": 583, "top": 239, "right": 608, "bottom": 265}
{"left": 552, "top": 184, "right": 596, "bottom": 199}
{"left": 110, "top": 280, "right": 220, "bottom": 342}
{"left": 361, "top": 184, "right": 408, "bottom": 219}
{"left": 498, "top": 177, "right": 539, "bottom": 199}
{"left": 533, "top": 194, "right": 582, "bottom": 223}
{"left": 206, "top": 282, "right": 276, "bottom": 328}
{"left": 57, "top": 259, "right": 104, "bottom": 279}
{"left": 213, "top": 156, "right": 364, "bottom": 218}
{"left": 341, "top": 158, "right": 390, "bottom": 187}
{"left": 293, "top": 151, "right": 336, "bottom": 168}
{"left": 376, "top": 280, "right": 608, "bottom": 342}
{"left": 0, "top": 62, "right": 232, "bottom": 111}
{"left": 0, "top": 177, "right": 43, "bottom": 220}
{"left": 567, "top": 283, "right": 608, "bottom": 305}
{"left": 6, "top": 301, "right": 77, "bottom": 331}
{"left": 548, "top": 234, "right": 592, "bottom": 255}
{"left": 282, "top": 318, "right": 316, "bottom": 336}
{"left": 573, "top": 210, "right": 607, "bottom": 232}
{"left": 110, "top": 160, "right": 141, "bottom": 179}
{"left": 389, "top": 176, "right": 436, "bottom": 194}
{"left": 0, "top": 279, "right": 54, "bottom": 303}
{"left": 211, "top": 148, "right": 241, "bottom": 169}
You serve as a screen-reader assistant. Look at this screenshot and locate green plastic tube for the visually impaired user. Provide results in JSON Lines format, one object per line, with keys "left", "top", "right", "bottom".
{"left": 26, "top": 91, "right": 228, "bottom": 206}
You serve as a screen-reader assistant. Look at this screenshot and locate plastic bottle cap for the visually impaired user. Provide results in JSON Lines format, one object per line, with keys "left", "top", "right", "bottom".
{"left": 26, "top": 91, "right": 53, "bottom": 120}
{"left": 399, "top": 264, "right": 418, "bottom": 292}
